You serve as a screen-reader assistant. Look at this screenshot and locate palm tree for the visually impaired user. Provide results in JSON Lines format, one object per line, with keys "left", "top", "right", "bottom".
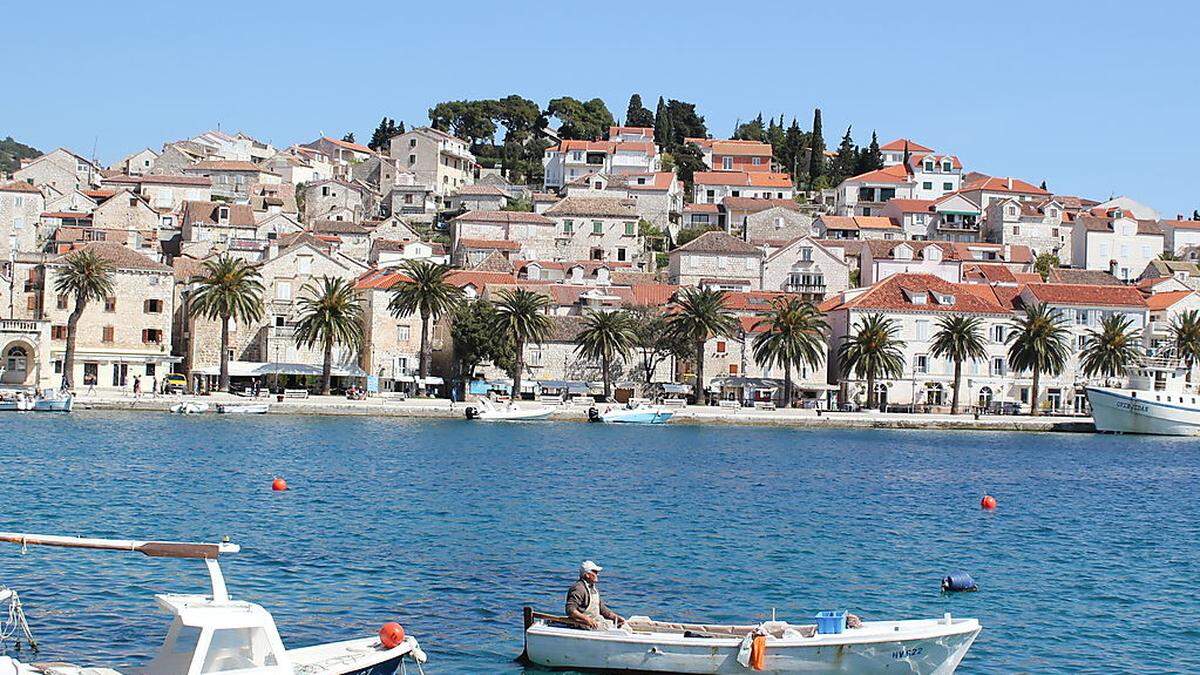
{"left": 388, "top": 261, "right": 461, "bottom": 393}
{"left": 1170, "top": 309, "right": 1200, "bottom": 383}
{"left": 293, "top": 276, "right": 365, "bottom": 395}
{"left": 53, "top": 249, "right": 114, "bottom": 389}
{"left": 1079, "top": 314, "right": 1142, "bottom": 381}
{"left": 929, "top": 315, "right": 988, "bottom": 414}
{"left": 493, "top": 288, "right": 552, "bottom": 399}
{"left": 751, "top": 297, "right": 828, "bottom": 407}
{"left": 189, "top": 255, "right": 264, "bottom": 392}
{"left": 667, "top": 287, "right": 737, "bottom": 403}
{"left": 1006, "top": 302, "right": 1070, "bottom": 416}
{"left": 837, "top": 313, "right": 906, "bottom": 410}
{"left": 575, "top": 310, "right": 638, "bottom": 401}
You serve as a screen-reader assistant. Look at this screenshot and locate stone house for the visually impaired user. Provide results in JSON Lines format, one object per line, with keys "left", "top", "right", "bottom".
{"left": 698, "top": 315, "right": 833, "bottom": 407}
{"left": 44, "top": 188, "right": 97, "bottom": 216}
{"left": 861, "top": 240, "right": 1033, "bottom": 285}
{"left": 116, "top": 148, "right": 159, "bottom": 176}
{"left": 302, "top": 179, "right": 371, "bottom": 223}
{"left": 984, "top": 197, "right": 1072, "bottom": 265}
{"left": 388, "top": 126, "right": 477, "bottom": 196}
{"left": 563, "top": 172, "right": 683, "bottom": 234}
{"left": 542, "top": 196, "right": 647, "bottom": 267}
{"left": 760, "top": 236, "right": 850, "bottom": 300}
{"left": 449, "top": 210, "right": 556, "bottom": 265}
{"left": 0, "top": 182, "right": 45, "bottom": 252}
{"left": 13, "top": 149, "right": 99, "bottom": 192}
{"left": 150, "top": 142, "right": 207, "bottom": 175}
{"left": 90, "top": 189, "right": 164, "bottom": 255}
{"left": 383, "top": 180, "right": 438, "bottom": 220}
{"left": 253, "top": 212, "right": 304, "bottom": 241}
{"left": 40, "top": 242, "right": 176, "bottom": 390}
{"left": 693, "top": 171, "right": 794, "bottom": 206}
{"left": 814, "top": 215, "right": 903, "bottom": 241}
{"left": 181, "top": 201, "right": 258, "bottom": 243}
{"left": 350, "top": 155, "right": 408, "bottom": 194}
{"left": 183, "top": 160, "right": 281, "bottom": 202}
{"left": 309, "top": 220, "right": 374, "bottom": 261}
{"left": 301, "top": 137, "right": 374, "bottom": 177}
{"left": 668, "top": 231, "right": 763, "bottom": 290}
{"left": 729, "top": 199, "right": 813, "bottom": 243}
{"left": 446, "top": 185, "right": 508, "bottom": 212}
{"left": 1070, "top": 209, "right": 1164, "bottom": 282}
{"left": 101, "top": 174, "right": 213, "bottom": 213}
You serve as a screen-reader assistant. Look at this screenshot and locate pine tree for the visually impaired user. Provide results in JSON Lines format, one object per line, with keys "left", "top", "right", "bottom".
{"left": 625, "top": 94, "right": 654, "bottom": 128}
{"left": 831, "top": 126, "right": 858, "bottom": 184}
{"left": 1040, "top": 180, "right": 1048, "bottom": 191}
{"left": 866, "top": 131, "right": 882, "bottom": 170}
{"left": 368, "top": 117, "right": 400, "bottom": 151}
{"left": 808, "top": 108, "right": 825, "bottom": 185}
{"left": 782, "top": 118, "right": 807, "bottom": 185}
{"left": 766, "top": 116, "right": 785, "bottom": 160}
{"left": 654, "top": 97, "right": 673, "bottom": 150}
{"left": 341, "top": 132, "right": 356, "bottom": 143}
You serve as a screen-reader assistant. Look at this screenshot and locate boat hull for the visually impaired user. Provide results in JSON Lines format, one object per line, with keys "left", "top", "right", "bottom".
{"left": 1086, "top": 386, "right": 1200, "bottom": 436}
{"left": 0, "top": 396, "right": 72, "bottom": 412}
{"left": 464, "top": 405, "right": 554, "bottom": 421}
{"left": 597, "top": 410, "right": 673, "bottom": 424}
{"left": 216, "top": 403, "right": 270, "bottom": 414}
{"left": 525, "top": 618, "right": 980, "bottom": 674}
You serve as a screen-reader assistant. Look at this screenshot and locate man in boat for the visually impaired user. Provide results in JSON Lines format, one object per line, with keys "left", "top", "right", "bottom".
{"left": 566, "top": 560, "right": 623, "bottom": 630}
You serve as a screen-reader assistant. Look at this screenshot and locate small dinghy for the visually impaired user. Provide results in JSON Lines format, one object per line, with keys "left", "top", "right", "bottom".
{"left": 216, "top": 402, "right": 269, "bottom": 414}
{"left": 464, "top": 397, "right": 553, "bottom": 421}
{"left": 0, "top": 532, "right": 428, "bottom": 675}
{"left": 522, "top": 608, "right": 980, "bottom": 674}
{"left": 588, "top": 403, "right": 673, "bottom": 424}
{"left": 169, "top": 401, "right": 209, "bottom": 414}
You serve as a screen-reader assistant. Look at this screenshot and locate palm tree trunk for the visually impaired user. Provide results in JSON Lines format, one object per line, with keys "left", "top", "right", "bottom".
{"left": 321, "top": 338, "right": 333, "bottom": 395}
{"left": 1030, "top": 366, "right": 1041, "bottom": 416}
{"left": 512, "top": 338, "right": 524, "bottom": 400}
{"left": 602, "top": 352, "right": 612, "bottom": 401}
{"left": 63, "top": 297, "right": 86, "bottom": 389}
{"left": 784, "top": 366, "right": 793, "bottom": 408}
{"left": 866, "top": 371, "right": 876, "bottom": 410}
{"left": 951, "top": 359, "right": 962, "bottom": 414}
{"left": 219, "top": 313, "right": 231, "bottom": 393}
{"left": 418, "top": 311, "right": 431, "bottom": 396}
{"left": 693, "top": 340, "right": 705, "bottom": 404}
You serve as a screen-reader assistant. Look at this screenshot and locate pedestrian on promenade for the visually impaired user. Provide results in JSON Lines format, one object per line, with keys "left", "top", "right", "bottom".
{"left": 151, "top": 376, "right": 158, "bottom": 398}
{"left": 133, "top": 376, "right": 141, "bottom": 398}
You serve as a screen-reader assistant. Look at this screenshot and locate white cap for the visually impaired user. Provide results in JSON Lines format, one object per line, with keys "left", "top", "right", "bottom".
{"left": 580, "top": 560, "right": 603, "bottom": 574}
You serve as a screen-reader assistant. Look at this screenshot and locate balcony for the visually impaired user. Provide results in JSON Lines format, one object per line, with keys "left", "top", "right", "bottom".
{"left": 784, "top": 284, "right": 826, "bottom": 295}
{"left": 0, "top": 319, "right": 43, "bottom": 334}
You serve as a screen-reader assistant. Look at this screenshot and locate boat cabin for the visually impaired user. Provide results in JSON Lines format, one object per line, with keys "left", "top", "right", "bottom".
{"left": 1125, "top": 355, "right": 1191, "bottom": 395}
{"left": 142, "top": 594, "right": 292, "bottom": 674}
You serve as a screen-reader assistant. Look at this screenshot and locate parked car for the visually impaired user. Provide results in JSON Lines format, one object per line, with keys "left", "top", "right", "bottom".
{"left": 163, "top": 373, "right": 188, "bottom": 394}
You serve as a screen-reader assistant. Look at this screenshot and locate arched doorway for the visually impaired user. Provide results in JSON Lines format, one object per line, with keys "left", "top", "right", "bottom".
{"left": 873, "top": 382, "right": 888, "bottom": 409}
{"left": 2, "top": 343, "right": 31, "bottom": 386}
{"left": 978, "top": 386, "right": 994, "bottom": 410}
{"left": 925, "top": 382, "right": 946, "bottom": 407}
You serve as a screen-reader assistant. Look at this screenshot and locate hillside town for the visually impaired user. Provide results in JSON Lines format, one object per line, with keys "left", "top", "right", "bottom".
{"left": 2, "top": 96, "right": 1199, "bottom": 417}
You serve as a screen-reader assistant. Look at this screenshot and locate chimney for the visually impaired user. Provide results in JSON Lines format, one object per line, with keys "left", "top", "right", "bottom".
{"left": 1003, "top": 244, "right": 1011, "bottom": 260}
{"left": 1005, "top": 177, "right": 1012, "bottom": 190}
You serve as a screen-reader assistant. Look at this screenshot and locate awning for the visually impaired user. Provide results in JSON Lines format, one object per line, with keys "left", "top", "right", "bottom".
{"left": 536, "top": 380, "right": 591, "bottom": 394}
{"left": 711, "top": 376, "right": 786, "bottom": 391}
{"left": 658, "top": 383, "right": 691, "bottom": 394}
{"left": 418, "top": 376, "right": 444, "bottom": 385}
{"left": 194, "top": 361, "right": 366, "bottom": 377}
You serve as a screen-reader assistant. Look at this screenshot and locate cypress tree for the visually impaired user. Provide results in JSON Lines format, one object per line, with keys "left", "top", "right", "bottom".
{"left": 831, "top": 126, "right": 857, "bottom": 183}
{"left": 866, "top": 131, "right": 882, "bottom": 170}
{"left": 654, "top": 97, "right": 673, "bottom": 150}
{"left": 808, "top": 108, "right": 825, "bottom": 184}
{"left": 1040, "top": 180, "right": 1048, "bottom": 191}
{"left": 1193, "top": 210, "right": 1199, "bottom": 221}
{"left": 625, "top": 94, "right": 654, "bottom": 128}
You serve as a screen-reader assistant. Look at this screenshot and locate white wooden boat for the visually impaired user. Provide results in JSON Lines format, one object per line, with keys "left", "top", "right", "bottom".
{"left": 0, "top": 532, "right": 427, "bottom": 675}
{"left": 0, "top": 393, "right": 72, "bottom": 412}
{"left": 216, "top": 402, "right": 270, "bottom": 414}
{"left": 1087, "top": 352, "right": 1200, "bottom": 436}
{"left": 464, "top": 397, "right": 553, "bottom": 421}
{"left": 169, "top": 401, "right": 210, "bottom": 414}
{"left": 589, "top": 403, "right": 674, "bottom": 424}
{"left": 522, "top": 608, "right": 980, "bottom": 674}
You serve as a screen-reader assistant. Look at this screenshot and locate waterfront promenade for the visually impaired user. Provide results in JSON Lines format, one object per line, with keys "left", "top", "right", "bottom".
{"left": 74, "top": 391, "right": 1096, "bottom": 433}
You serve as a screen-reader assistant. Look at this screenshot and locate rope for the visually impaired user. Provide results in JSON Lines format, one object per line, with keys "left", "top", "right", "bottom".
{"left": 0, "top": 587, "right": 37, "bottom": 653}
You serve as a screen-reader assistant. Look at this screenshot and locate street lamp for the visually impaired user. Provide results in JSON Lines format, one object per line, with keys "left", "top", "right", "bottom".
{"left": 8, "top": 233, "right": 16, "bottom": 320}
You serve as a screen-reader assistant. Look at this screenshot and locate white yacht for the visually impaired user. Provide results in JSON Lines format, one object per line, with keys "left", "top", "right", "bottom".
{"left": 1085, "top": 352, "right": 1200, "bottom": 436}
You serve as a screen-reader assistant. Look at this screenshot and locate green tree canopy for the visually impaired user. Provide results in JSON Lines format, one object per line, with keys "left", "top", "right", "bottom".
{"left": 547, "top": 97, "right": 614, "bottom": 140}
{"left": 293, "top": 276, "right": 365, "bottom": 395}
{"left": 1006, "top": 302, "right": 1071, "bottom": 415}
{"left": 929, "top": 315, "right": 988, "bottom": 413}
{"left": 1080, "top": 314, "right": 1143, "bottom": 380}
{"left": 624, "top": 94, "right": 654, "bottom": 128}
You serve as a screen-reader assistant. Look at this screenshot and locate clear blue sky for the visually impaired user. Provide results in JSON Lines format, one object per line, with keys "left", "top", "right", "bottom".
{"left": 6, "top": 0, "right": 1197, "bottom": 216}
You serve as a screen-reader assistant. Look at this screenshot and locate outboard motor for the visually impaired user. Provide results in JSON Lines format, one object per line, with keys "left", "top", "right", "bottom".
{"left": 587, "top": 407, "right": 601, "bottom": 422}
{"left": 941, "top": 572, "right": 978, "bottom": 592}
{"left": 464, "top": 406, "right": 478, "bottom": 420}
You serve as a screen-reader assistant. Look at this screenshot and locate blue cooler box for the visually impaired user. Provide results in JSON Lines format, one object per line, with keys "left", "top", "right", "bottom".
{"left": 815, "top": 610, "right": 847, "bottom": 634}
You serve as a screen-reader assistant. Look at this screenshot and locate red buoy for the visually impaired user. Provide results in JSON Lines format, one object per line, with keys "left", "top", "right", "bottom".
{"left": 379, "top": 622, "right": 405, "bottom": 649}
{"left": 980, "top": 495, "right": 997, "bottom": 510}
{"left": 272, "top": 477, "right": 288, "bottom": 492}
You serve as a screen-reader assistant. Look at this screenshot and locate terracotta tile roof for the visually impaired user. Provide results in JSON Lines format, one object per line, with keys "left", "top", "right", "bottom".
{"left": 721, "top": 290, "right": 798, "bottom": 311}
{"left": 458, "top": 238, "right": 521, "bottom": 250}
{"left": 673, "top": 231, "right": 761, "bottom": 255}
{"left": 908, "top": 153, "right": 962, "bottom": 171}
{"left": 629, "top": 283, "right": 679, "bottom": 306}
{"left": 845, "top": 164, "right": 911, "bottom": 184}
{"left": 84, "top": 189, "right": 117, "bottom": 200}
{"left": 181, "top": 200, "right": 256, "bottom": 227}
{"left": 684, "top": 203, "right": 720, "bottom": 214}
{"left": 879, "top": 138, "right": 934, "bottom": 152}
{"left": 104, "top": 174, "right": 212, "bottom": 186}
{"left": 818, "top": 215, "right": 900, "bottom": 231}
{"left": 41, "top": 211, "right": 92, "bottom": 219}
{"left": 50, "top": 241, "right": 170, "bottom": 272}
{"left": 454, "top": 184, "right": 507, "bottom": 197}
{"left": 831, "top": 273, "right": 1010, "bottom": 314}
{"left": 1146, "top": 290, "right": 1195, "bottom": 310}
{"left": 866, "top": 240, "right": 1032, "bottom": 263}
{"left": 1075, "top": 214, "right": 1164, "bottom": 236}
{"left": 321, "top": 136, "right": 373, "bottom": 154}
{"left": 450, "top": 210, "right": 553, "bottom": 225}
{"left": 886, "top": 198, "right": 935, "bottom": 213}
{"left": 961, "top": 176, "right": 1048, "bottom": 196}
{"left": 1160, "top": 219, "right": 1200, "bottom": 231}
{"left": 190, "top": 160, "right": 272, "bottom": 173}
{"left": 622, "top": 172, "right": 676, "bottom": 191}
{"left": 310, "top": 220, "right": 371, "bottom": 235}
{"left": 608, "top": 126, "right": 654, "bottom": 140}
{"left": 472, "top": 250, "right": 516, "bottom": 272}
{"left": 543, "top": 196, "right": 639, "bottom": 218}
{"left": 693, "top": 171, "right": 792, "bottom": 188}
{"left": 721, "top": 197, "right": 801, "bottom": 212}
{"left": 1023, "top": 283, "right": 1146, "bottom": 307}
{"left": 710, "top": 140, "right": 773, "bottom": 157}
{"left": 0, "top": 181, "right": 42, "bottom": 193}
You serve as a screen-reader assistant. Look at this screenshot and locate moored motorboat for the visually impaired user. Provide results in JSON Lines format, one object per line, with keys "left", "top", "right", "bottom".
{"left": 522, "top": 608, "right": 980, "bottom": 674}
{"left": 216, "top": 402, "right": 270, "bottom": 414}
{"left": 0, "top": 392, "right": 72, "bottom": 412}
{"left": 464, "top": 397, "right": 553, "bottom": 421}
{"left": 1086, "top": 351, "right": 1200, "bottom": 436}
{"left": 0, "top": 532, "right": 428, "bottom": 675}
{"left": 588, "top": 403, "right": 673, "bottom": 424}
{"left": 169, "top": 401, "right": 210, "bottom": 414}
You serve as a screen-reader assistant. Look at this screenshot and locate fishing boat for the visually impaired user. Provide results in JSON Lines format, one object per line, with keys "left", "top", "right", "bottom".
{"left": 522, "top": 608, "right": 980, "bottom": 674}
{"left": 0, "top": 391, "right": 72, "bottom": 413}
{"left": 169, "top": 401, "right": 210, "bottom": 414}
{"left": 588, "top": 403, "right": 674, "bottom": 424}
{"left": 216, "top": 402, "right": 270, "bottom": 414}
{"left": 0, "top": 532, "right": 428, "bottom": 675}
{"left": 463, "top": 397, "right": 553, "bottom": 421}
{"left": 1086, "top": 350, "right": 1200, "bottom": 436}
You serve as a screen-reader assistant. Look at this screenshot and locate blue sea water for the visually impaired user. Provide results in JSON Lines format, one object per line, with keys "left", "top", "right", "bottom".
{"left": 1, "top": 411, "right": 1198, "bottom": 673}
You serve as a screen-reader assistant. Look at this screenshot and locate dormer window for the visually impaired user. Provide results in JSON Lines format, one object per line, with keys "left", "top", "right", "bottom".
{"left": 895, "top": 245, "right": 913, "bottom": 261}
{"left": 1007, "top": 206, "right": 1017, "bottom": 217}
{"left": 933, "top": 291, "right": 955, "bottom": 305}
{"left": 905, "top": 290, "right": 928, "bottom": 305}
{"left": 923, "top": 161, "right": 934, "bottom": 172}
{"left": 218, "top": 206, "right": 229, "bottom": 222}
{"left": 942, "top": 160, "right": 952, "bottom": 172}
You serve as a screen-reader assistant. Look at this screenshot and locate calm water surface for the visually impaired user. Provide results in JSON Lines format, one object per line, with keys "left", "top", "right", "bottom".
{"left": 0, "top": 412, "right": 1198, "bottom": 673}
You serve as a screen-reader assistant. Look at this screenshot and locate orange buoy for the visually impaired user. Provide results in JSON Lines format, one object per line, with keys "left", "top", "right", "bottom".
{"left": 272, "top": 477, "right": 288, "bottom": 492}
{"left": 980, "top": 494, "right": 997, "bottom": 510}
{"left": 379, "top": 622, "right": 405, "bottom": 649}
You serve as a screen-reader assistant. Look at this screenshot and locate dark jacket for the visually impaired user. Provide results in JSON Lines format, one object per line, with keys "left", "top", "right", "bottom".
{"left": 565, "top": 578, "right": 617, "bottom": 621}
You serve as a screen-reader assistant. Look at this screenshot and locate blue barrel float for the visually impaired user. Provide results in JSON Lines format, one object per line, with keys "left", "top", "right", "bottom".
{"left": 941, "top": 572, "right": 978, "bottom": 592}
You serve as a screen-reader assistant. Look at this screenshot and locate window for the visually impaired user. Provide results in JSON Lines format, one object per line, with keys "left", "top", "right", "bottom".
{"left": 915, "top": 319, "right": 929, "bottom": 341}
{"left": 922, "top": 181, "right": 933, "bottom": 190}
{"left": 408, "top": 154, "right": 416, "bottom": 164}
{"left": 141, "top": 329, "right": 163, "bottom": 344}
{"left": 1077, "top": 334, "right": 1087, "bottom": 350}
{"left": 624, "top": 221, "right": 636, "bottom": 236}
{"left": 562, "top": 219, "right": 574, "bottom": 234}
{"left": 722, "top": 157, "right": 733, "bottom": 170}
{"left": 409, "top": 139, "right": 417, "bottom": 148}
{"left": 1076, "top": 310, "right": 1089, "bottom": 325}
{"left": 200, "top": 627, "right": 279, "bottom": 672}
{"left": 57, "top": 294, "right": 68, "bottom": 310}
{"left": 218, "top": 206, "right": 229, "bottom": 221}
{"left": 729, "top": 363, "right": 739, "bottom": 375}
{"left": 991, "top": 325, "right": 1006, "bottom": 343}
{"left": 991, "top": 357, "right": 1007, "bottom": 376}
{"left": 321, "top": 186, "right": 330, "bottom": 197}
{"left": 616, "top": 247, "right": 627, "bottom": 262}
{"left": 527, "top": 348, "right": 543, "bottom": 366}
{"left": 923, "top": 161, "right": 934, "bottom": 171}
{"left": 914, "top": 354, "right": 928, "bottom": 374}
{"left": 592, "top": 220, "right": 603, "bottom": 234}
{"left": 752, "top": 157, "right": 762, "bottom": 166}
{"left": 943, "top": 182, "right": 953, "bottom": 191}
{"left": 145, "top": 362, "right": 156, "bottom": 376}
{"left": 716, "top": 341, "right": 726, "bottom": 354}
{"left": 105, "top": 297, "right": 117, "bottom": 312}
{"left": 276, "top": 281, "right": 292, "bottom": 301}
{"left": 102, "top": 326, "right": 115, "bottom": 343}
{"left": 397, "top": 325, "right": 411, "bottom": 341}
{"left": 297, "top": 256, "right": 312, "bottom": 275}
{"left": 144, "top": 299, "right": 163, "bottom": 313}
{"left": 52, "top": 325, "right": 68, "bottom": 340}
{"left": 1012, "top": 226, "right": 1020, "bottom": 236}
